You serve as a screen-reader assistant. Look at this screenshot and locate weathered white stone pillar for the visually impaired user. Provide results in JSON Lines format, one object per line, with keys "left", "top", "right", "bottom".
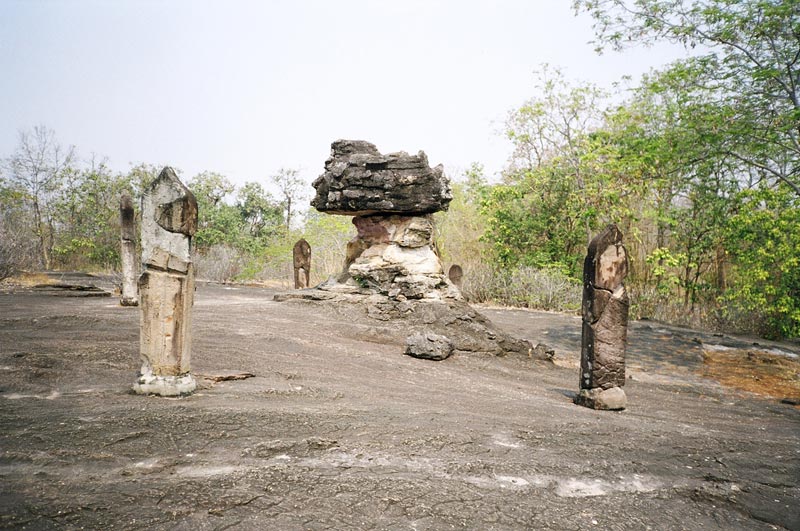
{"left": 133, "top": 167, "right": 198, "bottom": 396}
{"left": 119, "top": 193, "right": 139, "bottom": 306}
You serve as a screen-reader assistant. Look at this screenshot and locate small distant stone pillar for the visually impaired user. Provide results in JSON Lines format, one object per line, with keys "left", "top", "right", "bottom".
{"left": 133, "top": 167, "right": 198, "bottom": 397}
{"left": 575, "top": 224, "right": 629, "bottom": 410}
{"left": 293, "top": 238, "right": 311, "bottom": 289}
{"left": 119, "top": 193, "right": 139, "bottom": 306}
{"left": 448, "top": 264, "right": 463, "bottom": 289}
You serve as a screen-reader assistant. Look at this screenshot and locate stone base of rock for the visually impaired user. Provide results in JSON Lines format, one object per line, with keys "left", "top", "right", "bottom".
{"left": 120, "top": 296, "right": 139, "bottom": 307}
{"left": 574, "top": 386, "right": 627, "bottom": 411}
{"left": 338, "top": 214, "right": 461, "bottom": 302}
{"left": 275, "top": 286, "right": 549, "bottom": 359}
{"left": 132, "top": 372, "right": 197, "bottom": 397}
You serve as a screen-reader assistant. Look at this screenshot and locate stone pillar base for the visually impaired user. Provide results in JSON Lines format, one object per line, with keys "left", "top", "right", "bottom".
{"left": 133, "top": 373, "right": 197, "bottom": 397}
{"left": 120, "top": 297, "right": 139, "bottom": 307}
{"left": 575, "top": 386, "right": 626, "bottom": 411}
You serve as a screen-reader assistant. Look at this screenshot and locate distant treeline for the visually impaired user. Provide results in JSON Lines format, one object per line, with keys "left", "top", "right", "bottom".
{"left": 2, "top": 0, "right": 798, "bottom": 339}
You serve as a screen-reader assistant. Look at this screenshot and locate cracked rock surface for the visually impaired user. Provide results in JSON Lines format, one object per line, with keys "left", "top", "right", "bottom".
{"left": 0, "top": 282, "right": 798, "bottom": 530}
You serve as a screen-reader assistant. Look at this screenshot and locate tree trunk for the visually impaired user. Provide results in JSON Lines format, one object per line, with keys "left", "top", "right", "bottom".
{"left": 715, "top": 244, "right": 727, "bottom": 291}
{"left": 32, "top": 199, "right": 50, "bottom": 269}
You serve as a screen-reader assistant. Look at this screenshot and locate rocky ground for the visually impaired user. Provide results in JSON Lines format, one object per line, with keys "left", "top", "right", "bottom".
{"left": 0, "top": 274, "right": 798, "bottom": 530}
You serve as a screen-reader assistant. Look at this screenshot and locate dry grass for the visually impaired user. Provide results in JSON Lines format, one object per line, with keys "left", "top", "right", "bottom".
{"left": 700, "top": 348, "right": 800, "bottom": 405}
{"left": 2, "top": 271, "right": 55, "bottom": 287}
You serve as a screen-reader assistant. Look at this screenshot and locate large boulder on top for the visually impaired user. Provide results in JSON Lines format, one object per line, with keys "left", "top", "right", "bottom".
{"left": 311, "top": 140, "right": 452, "bottom": 216}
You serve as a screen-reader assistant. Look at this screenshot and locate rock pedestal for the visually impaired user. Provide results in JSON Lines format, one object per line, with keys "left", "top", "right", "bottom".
{"left": 575, "top": 224, "right": 629, "bottom": 410}
{"left": 275, "top": 140, "right": 548, "bottom": 360}
{"left": 345, "top": 214, "right": 458, "bottom": 300}
{"left": 312, "top": 140, "right": 455, "bottom": 301}
{"left": 133, "top": 167, "right": 199, "bottom": 397}
{"left": 119, "top": 193, "right": 139, "bottom": 306}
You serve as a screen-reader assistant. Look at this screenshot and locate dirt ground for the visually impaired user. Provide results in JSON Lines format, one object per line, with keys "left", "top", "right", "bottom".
{"left": 1, "top": 274, "right": 798, "bottom": 530}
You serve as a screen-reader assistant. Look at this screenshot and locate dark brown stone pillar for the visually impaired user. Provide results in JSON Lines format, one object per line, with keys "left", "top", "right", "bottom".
{"left": 293, "top": 238, "right": 311, "bottom": 289}
{"left": 575, "top": 224, "right": 629, "bottom": 410}
{"left": 448, "top": 264, "right": 463, "bottom": 288}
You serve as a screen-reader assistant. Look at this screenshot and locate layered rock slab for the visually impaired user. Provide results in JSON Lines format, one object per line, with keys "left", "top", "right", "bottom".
{"left": 311, "top": 140, "right": 452, "bottom": 216}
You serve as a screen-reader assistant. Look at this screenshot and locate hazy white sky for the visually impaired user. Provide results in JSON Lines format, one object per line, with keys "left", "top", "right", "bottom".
{"left": 1, "top": 0, "right": 689, "bottom": 192}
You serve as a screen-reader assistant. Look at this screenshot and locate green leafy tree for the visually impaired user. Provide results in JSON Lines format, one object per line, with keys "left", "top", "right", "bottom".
{"left": 575, "top": 0, "right": 800, "bottom": 195}
{"left": 52, "top": 159, "right": 134, "bottom": 269}
{"left": 723, "top": 183, "right": 800, "bottom": 338}
{"left": 188, "top": 172, "right": 242, "bottom": 250}
{"left": 488, "top": 68, "right": 636, "bottom": 275}
{"left": 236, "top": 181, "right": 283, "bottom": 242}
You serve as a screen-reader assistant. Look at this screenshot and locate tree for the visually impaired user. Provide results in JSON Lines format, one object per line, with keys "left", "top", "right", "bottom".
{"left": 3, "top": 126, "right": 76, "bottom": 268}
{"left": 489, "top": 68, "right": 637, "bottom": 274}
{"left": 271, "top": 168, "right": 306, "bottom": 230}
{"left": 434, "top": 164, "right": 490, "bottom": 270}
{"left": 52, "top": 158, "right": 134, "bottom": 269}
{"left": 236, "top": 182, "right": 282, "bottom": 241}
{"left": 187, "top": 172, "right": 241, "bottom": 250}
{"left": 723, "top": 182, "right": 800, "bottom": 338}
{"left": 0, "top": 183, "right": 38, "bottom": 278}
{"left": 574, "top": 0, "right": 800, "bottom": 195}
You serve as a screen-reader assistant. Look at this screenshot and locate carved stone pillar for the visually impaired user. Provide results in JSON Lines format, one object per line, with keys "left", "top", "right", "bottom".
{"left": 119, "top": 193, "right": 139, "bottom": 307}
{"left": 293, "top": 238, "right": 311, "bottom": 289}
{"left": 575, "top": 224, "right": 629, "bottom": 410}
{"left": 133, "top": 167, "right": 198, "bottom": 397}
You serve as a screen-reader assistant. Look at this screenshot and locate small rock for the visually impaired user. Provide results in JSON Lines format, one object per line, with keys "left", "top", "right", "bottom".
{"left": 574, "top": 386, "right": 627, "bottom": 411}
{"left": 405, "top": 332, "right": 454, "bottom": 361}
{"left": 530, "top": 343, "right": 555, "bottom": 361}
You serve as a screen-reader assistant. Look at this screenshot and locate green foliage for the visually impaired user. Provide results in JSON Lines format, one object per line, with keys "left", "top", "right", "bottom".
{"left": 187, "top": 173, "right": 284, "bottom": 256}
{"left": 574, "top": 0, "right": 800, "bottom": 195}
{"left": 723, "top": 184, "right": 800, "bottom": 338}
{"left": 52, "top": 161, "right": 132, "bottom": 270}
{"left": 484, "top": 69, "right": 639, "bottom": 277}
{"left": 237, "top": 181, "right": 283, "bottom": 241}
{"left": 645, "top": 247, "right": 684, "bottom": 294}
{"left": 434, "top": 164, "right": 490, "bottom": 269}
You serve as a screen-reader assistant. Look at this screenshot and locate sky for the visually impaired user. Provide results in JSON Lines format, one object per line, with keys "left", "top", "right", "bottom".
{"left": 0, "top": 0, "right": 690, "bottom": 194}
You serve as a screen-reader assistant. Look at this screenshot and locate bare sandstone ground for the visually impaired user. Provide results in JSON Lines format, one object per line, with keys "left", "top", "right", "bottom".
{"left": 0, "top": 277, "right": 798, "bottom": 530}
